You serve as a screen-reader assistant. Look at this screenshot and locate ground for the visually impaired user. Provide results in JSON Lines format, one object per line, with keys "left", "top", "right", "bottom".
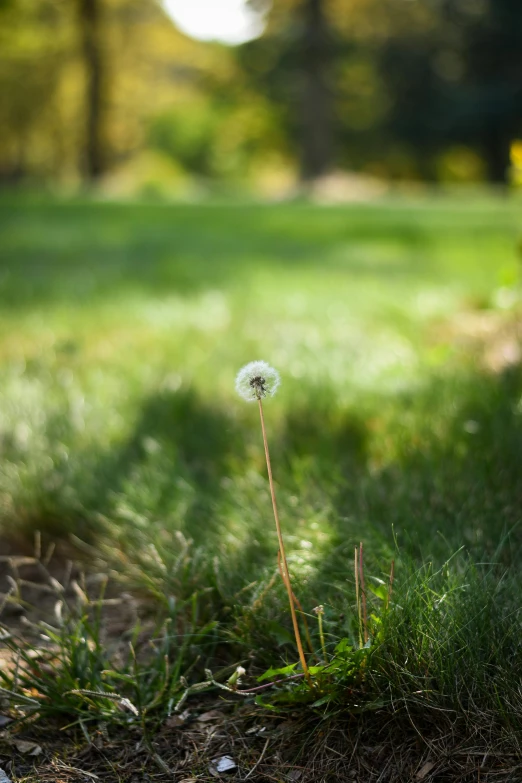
{"left": 0, "top": 191, "right": 521, "bottom": 781}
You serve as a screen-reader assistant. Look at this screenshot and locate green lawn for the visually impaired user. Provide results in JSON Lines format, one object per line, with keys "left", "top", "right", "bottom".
{"left": 1, "top": 193, "right": 522, "bottom": 780}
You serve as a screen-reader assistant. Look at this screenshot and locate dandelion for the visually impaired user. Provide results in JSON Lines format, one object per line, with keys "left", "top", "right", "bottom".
{"left": 235, "top": 360, "right": 280, "bottom": 402}
{"left": 235, "top": 361, "right": 311, "bottom": 686}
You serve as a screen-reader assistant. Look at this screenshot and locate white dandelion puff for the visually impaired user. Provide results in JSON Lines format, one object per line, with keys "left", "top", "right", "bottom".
{"left": 235, "top": 360, "right": 280, "bottom": 402}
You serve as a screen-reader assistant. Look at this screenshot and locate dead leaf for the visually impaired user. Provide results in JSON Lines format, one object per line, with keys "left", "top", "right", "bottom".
{"left": 246, "top": 725, "right": 266, "bottom": 735}
{"left": 164, "top": 714, "right": 185, "bottom": 728}
{"left": 13, "top": 739, "right": 42, "bottom": 756}
{"left": 197, "top": 709, "right": 225, "bottom": 723}
{"left": 416, "top": 761, "right": 436, "bottom": 780}
{"left": 209, "top": 755, "right": 236, "bottom": 776}
{"left": 164, "top": 708, "right": 191, "bottom": 729}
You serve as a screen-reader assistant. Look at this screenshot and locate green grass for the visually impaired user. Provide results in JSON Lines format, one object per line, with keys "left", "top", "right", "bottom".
{"left": 1, "top": 192, "right": 522, "bottom": 779}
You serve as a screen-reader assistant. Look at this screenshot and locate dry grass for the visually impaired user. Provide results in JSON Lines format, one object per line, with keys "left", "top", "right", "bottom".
{"left": 4, "top": 699, "right": 522, "bottom": 782}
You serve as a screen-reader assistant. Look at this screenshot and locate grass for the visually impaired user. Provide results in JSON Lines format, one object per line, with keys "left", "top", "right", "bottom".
{"left": 0, "top": 191, "right": 522, "bottom": 780}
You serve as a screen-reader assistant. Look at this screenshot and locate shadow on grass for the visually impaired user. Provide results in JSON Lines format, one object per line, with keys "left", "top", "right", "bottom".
{"left": 80, "top": 388, "right": 246, "bottom": 542}
{"left": 5, "top": 363, "right": 522, "bottom": 600}
{"left": 0, "top": 387, "right": 244, "bottom": 550}
{"left": 305, "top": 363, "right": 522, "bottom": 600}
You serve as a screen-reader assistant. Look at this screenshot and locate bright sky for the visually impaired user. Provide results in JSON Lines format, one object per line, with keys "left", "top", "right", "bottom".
{"left": 163, "top": 0, "right": 266, "bottom": 45}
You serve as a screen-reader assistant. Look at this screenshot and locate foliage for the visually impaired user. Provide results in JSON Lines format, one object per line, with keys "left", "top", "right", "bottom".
{"left": 1, "top": 0, "right": 521, "bottom": 185}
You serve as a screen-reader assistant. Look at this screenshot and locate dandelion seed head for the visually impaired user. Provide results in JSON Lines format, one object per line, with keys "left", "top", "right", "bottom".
{"left": 235, "top": 360, "right": 280, "bottom": 402}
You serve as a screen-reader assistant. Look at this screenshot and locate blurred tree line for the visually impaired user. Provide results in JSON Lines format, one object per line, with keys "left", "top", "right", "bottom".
{"left": 1, "top": 0, "right": 521, "bottom": 189}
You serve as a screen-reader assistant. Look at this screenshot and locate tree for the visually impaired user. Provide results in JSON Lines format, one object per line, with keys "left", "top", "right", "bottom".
{"left": 299, "top": 0, "right": 333, "bottom": 180}
{"left": 0, "top": 0, "right": 74, "bottom": 183}
{"left": 448, "top": 0, "right": 522, "bottom": 184}
{"left": 241, "top": 0, "right": 437, "bottom": 179}
{"left": 0, "top": 0, "right": 232, "bottom": 184}
{"left": 240, "top": 0, "right": 336, "bottom": 182}
{"left": 375, "top": 0, "right": 522, "bottom": 184}
{"left": 78, "top": 0, "right": 105, "bottom": 180}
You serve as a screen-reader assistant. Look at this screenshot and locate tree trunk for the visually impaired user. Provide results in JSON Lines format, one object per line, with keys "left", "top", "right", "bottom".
{"left": 483, "top": 127, "right": 511, "bottom": 186}
{"left": 299, "top": 0, "right": 333, "bottom": 182}
{"left": 78, "top": 0, "right": 105, "bottom": 180}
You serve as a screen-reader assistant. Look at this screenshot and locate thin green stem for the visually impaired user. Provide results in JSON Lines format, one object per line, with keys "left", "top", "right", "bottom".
{"left": 386, "top": 559, "right": 395, "bottom": 612}
{"left": 318, "top": 611, "right": 327, "bottom": 661}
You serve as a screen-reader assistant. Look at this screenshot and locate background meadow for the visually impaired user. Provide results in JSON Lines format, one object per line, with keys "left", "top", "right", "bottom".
{"left": 1, "top": 193, "right": 522, "bottom": 779}
{"left": 1, "top": 192, "right": 521, "bottom": 591}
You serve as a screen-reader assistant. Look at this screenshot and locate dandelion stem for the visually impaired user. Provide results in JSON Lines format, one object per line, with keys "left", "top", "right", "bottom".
{"left": 278, "top": 551, "right": 315, "bottom": 656}
{"left": 257, "top": 398, "right": 312, "bottom": 686}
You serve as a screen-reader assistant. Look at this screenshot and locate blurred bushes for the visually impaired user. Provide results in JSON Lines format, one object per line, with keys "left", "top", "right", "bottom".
{"left": 149, "top": 103, "right": 218, "bottom": 178}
